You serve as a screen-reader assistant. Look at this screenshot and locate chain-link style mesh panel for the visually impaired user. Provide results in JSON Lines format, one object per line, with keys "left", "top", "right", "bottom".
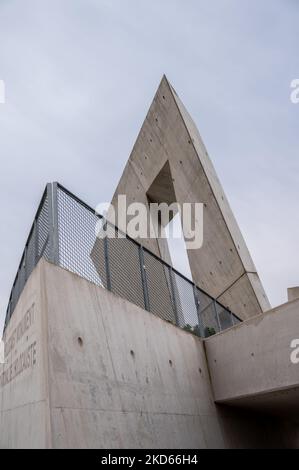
{"left": 143, "top": 250, "right": 175, "bottom": 323}
{"left": 197, "top": 289, "right": 220, "bottom": 337}
{"left": 232, "top": 313, "right": 242, "bottom": 325}
{"left": 107, "top": 236, "right": 145, "bottom": 310}
{"left": 57, "top": 187, "right": 101, "bottom": 286}
{"left": 17, "top": 260, "right": 26, "bottom": 305}
{"left": 216, "top": 302, "right": 234, "bottom": 330}
{"left": 172, "top": 272, "right": 201, "bottom": 334}
{"left": 26, "top": 227, "right": 37, "bottom": 280}
{"left": 5, "top": 183, "right": 242, "bottom": 337}
{"left": 5, "top": 189, "right": 50, "bottom": 328}
{"left": 38, "top": 194, "right": 50, "bottom": 260}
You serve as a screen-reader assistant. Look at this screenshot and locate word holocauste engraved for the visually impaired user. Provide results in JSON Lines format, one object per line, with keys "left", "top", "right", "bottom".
{"left": 0, "top": 342, "right": 37, "bottom": 388}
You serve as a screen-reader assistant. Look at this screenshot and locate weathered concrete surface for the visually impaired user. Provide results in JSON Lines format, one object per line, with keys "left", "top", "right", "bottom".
{"left": 110, "top": 75, "right": 270, "bottom": 320}
{"left": 205, "top": 298, "right": 299, "bottom": 418}
{"left": 288, "top": 287, "right": 299, "bottom": 302}
{"left": 1, "top": 260, "right": 298, "bottom": 448}
{"left": 44, "top": 260, "right": 224, "bottom": 448}
{"left": 0, "top": 260, "right": 223, "bottom": 448}
{"left": 0, "top": 262, "right": 51, "bottom": 448}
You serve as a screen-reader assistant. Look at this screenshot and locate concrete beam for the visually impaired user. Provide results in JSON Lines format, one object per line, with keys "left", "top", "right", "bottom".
{"left": 288, "top": 287, "right": 299, "bottom": 302}
{"left": 205, "top": 298, "right": 299, "bottom": 422}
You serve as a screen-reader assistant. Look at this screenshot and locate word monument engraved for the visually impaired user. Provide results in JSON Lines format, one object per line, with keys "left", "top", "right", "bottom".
{"left": 0, "top": 303, "right": 37, "bottom": 389}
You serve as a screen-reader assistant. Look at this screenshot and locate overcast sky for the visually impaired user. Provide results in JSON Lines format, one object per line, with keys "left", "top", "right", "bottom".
{"left": 0, "top": 0, "right": 298, "bottom": 333}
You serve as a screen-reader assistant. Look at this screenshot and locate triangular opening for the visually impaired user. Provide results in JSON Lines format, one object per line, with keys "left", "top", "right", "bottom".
{"left": 147, "top": 161, "right": 192, "bottom": 280}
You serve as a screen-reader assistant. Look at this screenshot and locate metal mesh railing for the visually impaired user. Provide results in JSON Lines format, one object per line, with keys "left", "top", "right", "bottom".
{"left": 4, "top": 182, "right": 242, "bottom": 336}
{"left": 4, "top": 187, "right": 50, "bottom": 328}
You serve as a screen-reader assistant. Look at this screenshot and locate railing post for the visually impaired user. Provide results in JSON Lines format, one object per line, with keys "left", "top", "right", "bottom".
{"left": 52, "top": 182, "right": 59, "bottom": 265}
{"left": 34, "top": 219, "right": 39, "bottom": 264}
{"left": 213, "top": 300, "right": 221, "bottom": 332}
{"left": 169, "top": 267, "right": 180, "bottom": 326}
{"left": 47, "top": 182, "right": 59, "bottom": 265}
{"left": 193, "top": 285, "right": 205, "bottom": 337}
{"left": 5, "top": 301, "right": 10, "bottom": 326}
{"left": 24, "top": 246, "right": 30, "bottom": 286}
{"left": 139, "top": 246, "right": 150, "bottom": 311}
{"left": 103, "top": 222, "right": 112, "bottom": 291}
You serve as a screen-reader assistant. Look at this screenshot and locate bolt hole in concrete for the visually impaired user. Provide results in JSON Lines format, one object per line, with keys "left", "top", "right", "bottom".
{"left": 199, "top": 368, "right": 202, "bottom": 374}
{"left": 169, "top": 359, "right": 173, "bottom": 366}
{"left": 77, "top": 337, "right": 83, "bottom": 347}
{"left": 130, "top": 350, "right": 135, "bottom": 357}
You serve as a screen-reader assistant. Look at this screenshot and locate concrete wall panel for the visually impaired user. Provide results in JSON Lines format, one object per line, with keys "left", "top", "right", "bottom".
{"left": 43, "top": 260, "right": 222, "bottom": 448}
{"left": 205, "top": 298, "right": 299, "bottom": 405}
{"left": 1, "top": 260, "right": 298, "bottom": 448}
{"left": 0, "top": 262, "right": 50, "bottom": 448}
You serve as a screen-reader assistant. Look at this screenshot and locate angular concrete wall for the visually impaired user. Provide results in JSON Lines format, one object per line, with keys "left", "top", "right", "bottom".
{"left": 44, "top": 260, "right": 224, "bottom": 448}
{"left": 0, "top": 262, "right": 51, "bottom": 448}
{"left": 205, "top": 298, "right": 299, "bottom": 419}
{"left": 111, "top": 76, "right": 270, "bottom": 320}
{"left": 0, "top": 260, "right": 297, "bottom": 448}
{"left": 0, "top": 260, "right": 224, "bottom": 448}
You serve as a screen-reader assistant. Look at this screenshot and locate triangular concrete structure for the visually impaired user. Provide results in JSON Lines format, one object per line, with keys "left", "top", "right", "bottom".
{"left": 111, "top": 75, "right": 270, "bottom": 319}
